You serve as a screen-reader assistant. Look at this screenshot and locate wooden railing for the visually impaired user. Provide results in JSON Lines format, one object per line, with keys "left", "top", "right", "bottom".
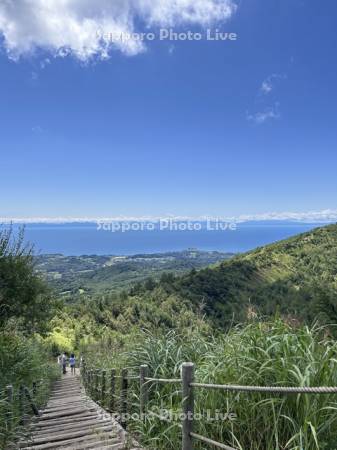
{"left": 1, "top": 381, "right": 42, "bottom": 433}
{"left": 81, "top": 362, "right": 337, "bottom": 450}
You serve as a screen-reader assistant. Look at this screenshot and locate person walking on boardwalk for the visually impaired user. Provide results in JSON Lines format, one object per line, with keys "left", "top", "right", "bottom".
{"left": 61, "top": 352, "right": 67, "bottom": 374}
{"left": 69, "top": 353, "right": 76, "bottom": 375}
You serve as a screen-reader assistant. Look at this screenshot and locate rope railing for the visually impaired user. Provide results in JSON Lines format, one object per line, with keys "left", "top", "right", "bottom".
{"left": 81, "top": 361, "right": 337, "bottom": 450}
{"left": 190, "top": 382, "right": 337, "bottom": 394}
{"left": 144, "top": 377, "right": 181, "bottom": 384}
{"left": 190, "top": 432, "right": 236, "bottom": 450}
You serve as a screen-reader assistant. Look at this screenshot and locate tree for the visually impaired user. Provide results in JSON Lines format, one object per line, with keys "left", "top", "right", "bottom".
{"left": 0, "top": 226, "right": 55, "bottom": 333}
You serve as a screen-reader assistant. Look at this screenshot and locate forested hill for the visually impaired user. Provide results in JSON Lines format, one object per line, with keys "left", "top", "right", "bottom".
{"left": 51, "top": 224, "right": 337, "bottom": 345}
{"left": 130, "top": 223, "right": 337, "bottom": 329}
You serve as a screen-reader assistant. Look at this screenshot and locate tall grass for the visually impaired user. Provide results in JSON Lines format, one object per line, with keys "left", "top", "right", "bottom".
{"left": 86, "top": 320, "right": 337, "bottom": 450}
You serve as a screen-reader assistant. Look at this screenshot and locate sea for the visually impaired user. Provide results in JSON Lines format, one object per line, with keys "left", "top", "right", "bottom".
{"left": 7, "top": 221, "right": 328, "bottom": 256}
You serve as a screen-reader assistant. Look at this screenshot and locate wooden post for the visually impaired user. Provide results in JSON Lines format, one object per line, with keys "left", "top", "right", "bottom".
{"left": 89, "top": 370, "right": 93, "bottom": 394}
{"left": 84, "top": 363, "right": 88, "bottom": 387}
{"left": 24, "top": 387, "right": 40, "bottom": 416}
{"left": 101, "top": 370, "right": 106, "bottom": 406}
{"left": 110, "top": 369, "right": 116, "bottom": 412}
{"left": 140, "top": 365, "right": 149, "bottom": 419}
{"left": 19, "top": 385, "right": 24, "bottom": 426}
{"left": 120, "top": 369, "right": 128, "bottom": 429}
{"left": 6, "top": 385, "right": 13, "bottom": 430}
{"left": 82, "top": 358, "right": 86, "bottom": 378}
{"left": 82, "top": 367, "right": 86, "bottom": 388}
{"left": 86, "top": 370, "right": 90, "bottom": 392}
{"left": 181, "top": 363, "right": 195, "bottom": 450}
{"left": 95, "top": 370, "right": 99, "bottom": 400}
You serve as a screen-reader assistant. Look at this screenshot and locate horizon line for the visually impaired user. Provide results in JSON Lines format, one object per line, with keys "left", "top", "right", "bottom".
{"left": 1, "top": 209, "right": 337, "bottom": 224}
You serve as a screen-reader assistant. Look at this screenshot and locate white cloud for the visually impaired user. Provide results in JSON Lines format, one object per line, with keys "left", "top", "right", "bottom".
{"left": 1, "top": 210, "right": 337, "bottom": 224}
{"left": 261, "top": 79, "right": 273, "bottom": 94}
{"left": 247, "top": 103, "right": 280, "bottom": 124}
{"left": 246, "top": 74, "right": 286, "bottom": 124}
{"left": 233, "top": 210, "right": 337, "bottom": 224}
{"left": 260, "top": 73, "right": 286, "bottom": 95}
{"left": 0, "top": 0, "right": 237, "bottom": 61}
{"left": 40, "top": 58, "right": 51, "bottom": 69}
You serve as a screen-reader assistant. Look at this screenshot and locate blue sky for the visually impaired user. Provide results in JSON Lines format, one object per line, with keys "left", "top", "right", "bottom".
{"left": 0, "top": 0, "right": 336, "bottom": 220}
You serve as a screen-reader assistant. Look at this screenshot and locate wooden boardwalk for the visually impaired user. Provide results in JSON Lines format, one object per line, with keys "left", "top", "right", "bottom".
{"left": 16, "top": 372, "right": 141, "bottom": 450}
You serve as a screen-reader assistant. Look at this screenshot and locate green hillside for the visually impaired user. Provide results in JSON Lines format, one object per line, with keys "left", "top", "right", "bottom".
{"left": 128, "top": 223, "right": 337, "bottom": 329}
{"left": 46, "top": 223, "right": 337, "bottom": 354}
{"left": 169, "top": 225, "right": 337, "bottom": 323}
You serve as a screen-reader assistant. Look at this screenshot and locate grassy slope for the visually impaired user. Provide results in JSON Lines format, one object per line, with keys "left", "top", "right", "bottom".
{"left": 145, "top": 224, "right": 337, "bottom": 327}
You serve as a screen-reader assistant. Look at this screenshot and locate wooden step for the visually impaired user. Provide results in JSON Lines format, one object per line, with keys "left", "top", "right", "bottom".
{"left": 39, "top": 407, "right": 97, "bottom": 421}
{"left": 20, "top": 433, "right": 117, "bottom": 450}
{"left": 54, "top": 438, "right": 122, "bottom": 450}
{"left": 31, "top": 413, "right": 99, "bottom": 428}
{"left": 14, "top": 372, "right": 142, "bottom": 450}
{"left": 31, "top": 419, "right": 114, "bottom": 436}
{"left": 19, "top": 425, "right": 115, "bottom": 447}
